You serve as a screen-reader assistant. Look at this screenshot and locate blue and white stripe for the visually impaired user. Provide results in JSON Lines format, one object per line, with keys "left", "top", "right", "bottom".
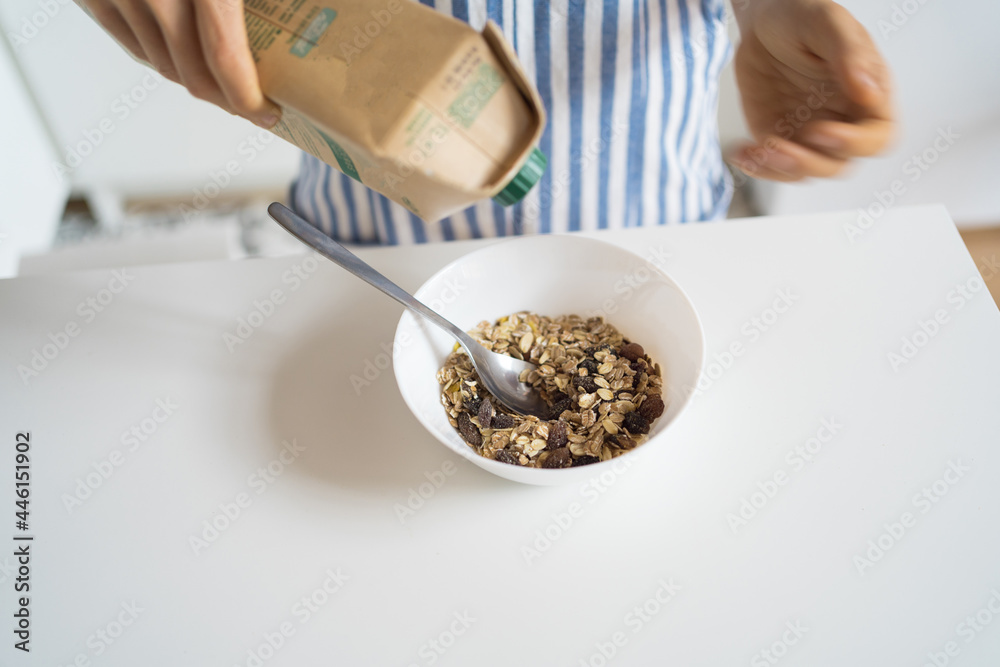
{"left": 290, "top": 0, "right": 733, "bottom": 244}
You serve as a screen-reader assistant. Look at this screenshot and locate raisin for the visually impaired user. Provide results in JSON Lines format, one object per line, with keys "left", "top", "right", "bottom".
{"left": 465, "top": 395, "right": 482, "bottom": 415}
{"left": 638, "top": 395, "right": 665, "bottom": 421}
{"left": 623, "top": 411, "right": 650, "bottom": 435}
{"left": 616, "top": 435, "right": 637, "bottom": 450}
{"left": 579, "top": 358, "right": 599, "bottom": 375}
{"left": 619, "top": 342, "right": 645, "bottom": 361}
{"left": 546, "top": 421, "right": 568, "bottom": 450}
{"left": 573, "top": 375, "right": 598, "bottom": 394}
{"left": 549, "top": 390, "right": 569, "bottom": 404}
{"left": 549, "top": 398, "right": 573, "bottom": 420}
{"left": 585, "top": 344, "right": 613, "bottom": 357}
{"left": 478, "top": 397, "right": 494, "bottom": 429}
{"left": 572, "top": 455, "right": 600, "bottom": 467}
{"left": 457, "top": 412, "right": 482, "bottom": 446}
{"left": 492, "top": 413, "right": 515, "bottom": 429}
{"left": 630, "top": 359, "right": 647, "bottom": 373}
{"left": 542, "top": 447, "right": 572, "bottom": 469}
{"left": 630, "top": 372, "right": 648, "bottom": 390}
{"left": 495, "top": 449, "right": 521, "bottom": 466}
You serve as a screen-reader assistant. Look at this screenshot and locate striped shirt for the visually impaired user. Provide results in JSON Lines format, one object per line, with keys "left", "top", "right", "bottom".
{"left": 290, "top": 0, "right": 733, "bottom": 244}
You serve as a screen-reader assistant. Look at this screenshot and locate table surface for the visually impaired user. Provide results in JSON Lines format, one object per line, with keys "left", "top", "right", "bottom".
{"left": 2, "top": 205, "right": 999, "bottom": 666}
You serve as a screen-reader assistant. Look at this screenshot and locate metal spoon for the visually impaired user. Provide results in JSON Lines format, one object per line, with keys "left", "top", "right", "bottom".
{"left": 267, "top": 203, "right": 550, "bottom": 418}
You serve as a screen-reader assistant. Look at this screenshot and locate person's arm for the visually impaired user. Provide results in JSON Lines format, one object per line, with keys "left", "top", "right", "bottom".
{"left": 728, "top": 0, "right": 894, "bottom": 181}
{"left": 80, "top": 0, "right": 280, "bottom": 129}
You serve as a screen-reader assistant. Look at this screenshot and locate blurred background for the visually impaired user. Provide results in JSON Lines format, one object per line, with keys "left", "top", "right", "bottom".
{"left": 1, "top": 0, "right": 999, "bottom": 288}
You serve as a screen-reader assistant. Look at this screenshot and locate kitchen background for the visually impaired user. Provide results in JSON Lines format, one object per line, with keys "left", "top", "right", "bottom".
{"left": 1, "top": 0, "right": 998, "bottom": 301}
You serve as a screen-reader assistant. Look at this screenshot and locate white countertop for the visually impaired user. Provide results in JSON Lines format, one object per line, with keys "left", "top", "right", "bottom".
{"left": 2, "top": 205, "right": 999, "bottom": 666}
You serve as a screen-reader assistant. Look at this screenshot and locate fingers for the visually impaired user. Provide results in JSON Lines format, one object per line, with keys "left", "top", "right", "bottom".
{"left": 84, "top": 1, "right": 148, "bottom": 63}
{"left": 114, "top": 0, "right": 179, "bottom": 82}
{"left": 727, "top": 137, "right": 849, "bottom": 182}
{"left": 85, "top": 0, "right": 280, "bottom": 127}
{"left": 149, "top": 0, "right": 233, "bottom": 112}
{"left": 194, "top": 0, "right": 281, "bottom": 128}
{"left": 803, "top": 2, "right": 892, "bottom": 118}
{"left": 730, "top": 1, "right": 895, "bottom": 181}
{"left": 800, "top": 117, "right": 895, "bottom": 158}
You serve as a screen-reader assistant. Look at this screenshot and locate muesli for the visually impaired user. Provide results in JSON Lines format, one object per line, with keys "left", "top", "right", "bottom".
{"left": 437, "top": 312, "right": 665, "bottom": 468}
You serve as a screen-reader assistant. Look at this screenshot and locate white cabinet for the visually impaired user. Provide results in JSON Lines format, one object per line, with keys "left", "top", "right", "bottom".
{"left": 0, "top": 27, "right": 68, "bottom": 277}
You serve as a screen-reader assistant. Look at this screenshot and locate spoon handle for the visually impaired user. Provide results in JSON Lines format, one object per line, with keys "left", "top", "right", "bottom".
{"left": 267, "top": 203, "right": 471, "bottom": 343}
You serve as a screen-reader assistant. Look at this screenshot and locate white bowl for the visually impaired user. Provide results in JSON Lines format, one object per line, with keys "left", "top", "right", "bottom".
{"left": 393, "top": 235, "right": 704, "bottom": 485}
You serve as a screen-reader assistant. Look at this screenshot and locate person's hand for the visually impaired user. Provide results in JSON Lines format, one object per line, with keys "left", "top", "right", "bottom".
{"left": 729, "top": 0, "right": 894, "bottom": 181}
{"left": 80, "top": 0, "right": 281, "bottom": 128}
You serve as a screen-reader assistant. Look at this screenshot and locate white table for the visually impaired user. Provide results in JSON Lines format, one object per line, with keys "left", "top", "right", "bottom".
{"left": 2, "top": 205, "right": 999, "bottom": 666}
